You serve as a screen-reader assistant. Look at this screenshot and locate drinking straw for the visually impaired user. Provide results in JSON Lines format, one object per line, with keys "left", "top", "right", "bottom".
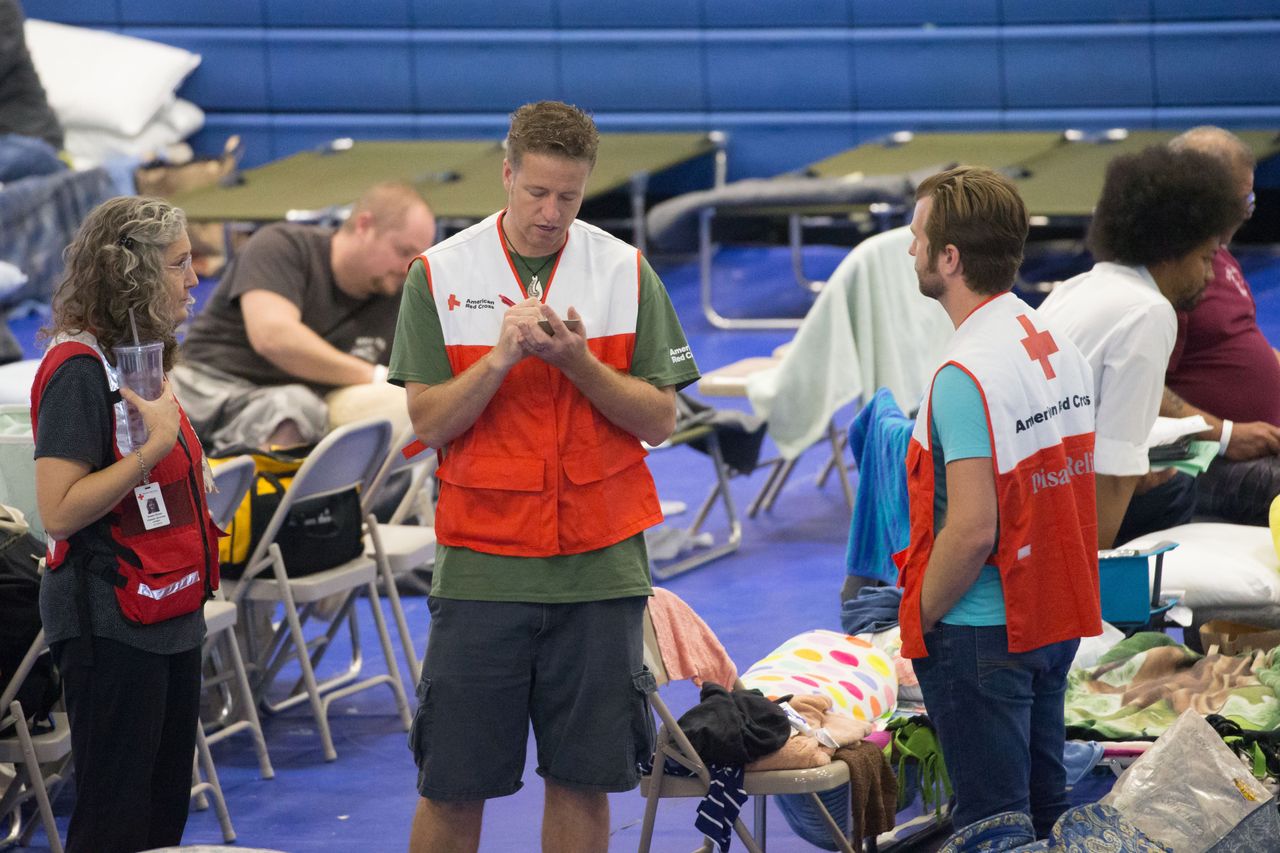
{"left": 128, "top": 307, "right": 140, "bottom": 345}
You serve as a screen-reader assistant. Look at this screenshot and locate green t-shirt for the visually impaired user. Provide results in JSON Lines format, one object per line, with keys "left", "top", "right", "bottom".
{"left": 388, "top": 243, "right": 700, "bottom": 604}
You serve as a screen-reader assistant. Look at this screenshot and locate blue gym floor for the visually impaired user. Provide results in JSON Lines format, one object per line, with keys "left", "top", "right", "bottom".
{"left": 8, "top": 238, "right": 1280, "bottom": 852}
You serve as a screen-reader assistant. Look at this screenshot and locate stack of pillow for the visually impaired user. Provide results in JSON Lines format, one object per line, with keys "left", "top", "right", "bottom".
{"left": 24, "top": 19, "right": 203, "bottom": 167}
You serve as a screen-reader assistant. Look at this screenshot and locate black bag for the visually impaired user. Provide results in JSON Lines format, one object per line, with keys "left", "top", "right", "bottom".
{"left": 0, "top": 509, "right": 61, "bottom": 732}
{"left": 211, "top": 446, "right": 364, "bottom": 579}
{"left": 275, "top": 488, "right": 365, "bottom": 576}
{"left": 676, "top": 682, "right": 791, "bottom": 765}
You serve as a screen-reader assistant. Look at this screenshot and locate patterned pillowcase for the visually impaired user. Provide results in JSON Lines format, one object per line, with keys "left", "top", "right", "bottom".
{"left": 741, "top": 629, "right": 898, "bottom": 722}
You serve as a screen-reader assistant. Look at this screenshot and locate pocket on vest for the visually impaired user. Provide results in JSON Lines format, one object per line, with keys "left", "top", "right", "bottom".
{"left": 559, "top": 441, "right": 658, "bottom": 550}
{"left": 561, "top": 440, "right": 648, "bottom": 485}
{"left": 436, "top": 454, "right": 552, "bottom": 552}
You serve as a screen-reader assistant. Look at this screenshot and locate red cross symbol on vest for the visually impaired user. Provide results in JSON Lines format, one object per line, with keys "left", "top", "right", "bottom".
{"left": 447, "top": 293, "right": 460, "bottom": 311}
{"left": 1017, "top": 314, "right": 1058, "bottom": 380}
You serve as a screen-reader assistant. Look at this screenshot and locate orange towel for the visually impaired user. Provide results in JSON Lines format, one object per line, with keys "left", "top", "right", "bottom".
{"left": 648, "top": 588, "right": 738, "bottom": 688}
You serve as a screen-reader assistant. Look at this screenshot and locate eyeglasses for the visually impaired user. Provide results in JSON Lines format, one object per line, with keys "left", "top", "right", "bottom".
{"left": 1245, "top": 191, "right": 1257, "bottom": 218}
{"left": 167, "top": 254, "right": 194, "bottom": 275}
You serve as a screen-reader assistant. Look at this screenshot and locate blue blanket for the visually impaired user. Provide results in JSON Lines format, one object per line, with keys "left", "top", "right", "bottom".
{"left": 0, "top": 165, "right": 115, "bottom": 310}
{"left": 845, "top": 387, "right": 914, "bottom": 584}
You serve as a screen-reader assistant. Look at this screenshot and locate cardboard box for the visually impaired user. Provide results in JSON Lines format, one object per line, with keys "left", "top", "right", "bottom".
{"left": 1198, "top": 620, "right": 1280, "bottom": 656}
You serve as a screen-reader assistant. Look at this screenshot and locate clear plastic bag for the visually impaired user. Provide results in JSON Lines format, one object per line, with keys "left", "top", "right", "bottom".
{"left": 1102, "top": 709, "right": 1272, "bottom": 852}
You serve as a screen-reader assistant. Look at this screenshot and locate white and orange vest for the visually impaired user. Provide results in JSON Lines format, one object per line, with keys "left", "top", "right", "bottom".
{"left": 421, "top": 211, "right": 663, "bottom": 557}
{"left": 894, "top": 292, "right": 1102, "bottom": 657}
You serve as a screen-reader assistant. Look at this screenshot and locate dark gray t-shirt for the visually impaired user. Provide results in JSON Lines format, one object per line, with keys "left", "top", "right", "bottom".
{"left": 34, "top": 356, "right": 204, "bottom": 654}
{"left": 181, "top": 222, "right": 400, "bottom": 393}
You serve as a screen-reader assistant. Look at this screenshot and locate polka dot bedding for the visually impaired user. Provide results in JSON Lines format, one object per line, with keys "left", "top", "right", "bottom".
{"left": 741, "top": 629, "right": 898, "bottom": 722}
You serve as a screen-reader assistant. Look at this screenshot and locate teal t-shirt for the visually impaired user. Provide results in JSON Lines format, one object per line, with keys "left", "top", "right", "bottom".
{"left": 930, "top": 365, "right": 1006, "bottom": 626}
{"left": 388, "top": 245, "right": 700, "bottom": 603}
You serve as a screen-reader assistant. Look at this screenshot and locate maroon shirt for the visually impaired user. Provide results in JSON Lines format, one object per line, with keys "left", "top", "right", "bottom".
{"left": 1167, "top": 247, "right": 1280, "bottom": 426}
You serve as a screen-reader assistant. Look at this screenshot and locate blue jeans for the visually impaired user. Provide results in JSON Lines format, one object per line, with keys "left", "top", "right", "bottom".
{"left": 912, "top": 623, "right": 1078, "bottom": 839}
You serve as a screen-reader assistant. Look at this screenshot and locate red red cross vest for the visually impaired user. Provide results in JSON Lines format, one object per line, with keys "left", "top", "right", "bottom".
{"left": 31, "top": 334, "right": 220, "bottom": 624}
{"left": 894, "top": 293, "right": 1102, "bottom": 657}
{"left": 421, "top": 211, "right": 663, "bottom": 557}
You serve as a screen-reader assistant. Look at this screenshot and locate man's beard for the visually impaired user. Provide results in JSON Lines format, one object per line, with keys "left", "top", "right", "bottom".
{"left": 917, "top": 258, "right": 944, "bottom": 300}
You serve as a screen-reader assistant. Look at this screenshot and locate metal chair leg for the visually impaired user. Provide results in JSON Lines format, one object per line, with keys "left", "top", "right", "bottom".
{"left": 10, "top": 703, "right": 62, "bottom": 853}
{"left": 191, "top": 721, "right": 236, "bottom": 842}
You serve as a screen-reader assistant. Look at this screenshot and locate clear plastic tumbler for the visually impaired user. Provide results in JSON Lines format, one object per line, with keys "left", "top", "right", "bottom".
{"left": 113, "top": 341, "right": 165, "bottom": 449}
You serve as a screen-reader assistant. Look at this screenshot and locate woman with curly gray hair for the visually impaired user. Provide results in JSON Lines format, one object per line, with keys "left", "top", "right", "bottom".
{"left": 31, "top": 196, "right": 220, "bottom": 853}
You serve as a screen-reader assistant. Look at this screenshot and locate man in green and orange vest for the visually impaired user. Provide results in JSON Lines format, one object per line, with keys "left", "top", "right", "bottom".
{"left": 390, "top": 100, "right": 700, "bottom": 853}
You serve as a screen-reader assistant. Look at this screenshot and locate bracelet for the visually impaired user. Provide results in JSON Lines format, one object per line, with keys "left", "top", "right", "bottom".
{"left": 134, "top": 448, "right": 150, "bottom": 484}
{"left": 1218, "top": 419, "right": 1233, "bottom": 457}
{"left": 371, "top": 363, "right": 389, "bottom": 384}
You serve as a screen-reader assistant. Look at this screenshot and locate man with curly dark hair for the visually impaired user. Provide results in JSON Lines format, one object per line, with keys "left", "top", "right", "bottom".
{"left": 1040, "top": 144, "right": 1239, "bottom": 549}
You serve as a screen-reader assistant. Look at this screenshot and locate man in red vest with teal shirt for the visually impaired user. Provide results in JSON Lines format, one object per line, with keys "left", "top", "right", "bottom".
{"left": 895, "top": 166, "right": 1101, "bottom": 840}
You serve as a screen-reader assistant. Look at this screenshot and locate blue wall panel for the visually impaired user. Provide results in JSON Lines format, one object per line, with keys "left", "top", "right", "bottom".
{"left": 1154, "top": 23, "right": 1280, "bottom": 106}
{"left": 414, "top": 114, "right": 511, "bottom": 137}
{"left": 715, "top": 115, "right": 859, "bottom": 180}
{"left": 411, "top": 0, "right": 555, "bottom": 28}
{"left": 1153, "top": 0, "right": 1280, "bottom": 21}
{"left": 702, "top": 0, "right": 851, "bottom": 28}
{"left": 265, "top": 32, "right": 414, "bottom": 112}
{"left": 1001, "top": 108, "right": 1156, "bottom": 132}
{"left": 265, "top": 0, "right": 412, "bottom": 28}
{"left": 559, "top": 32, "right": 705, "bottom": 111}
{"left": 705, "top": 32, "right": 853, "bottom": 111}
{"left": 854, "top": 109, "right": 1005, "bottom": 143}
{"left": 1156, "top": 106, "right": 1280, "bottom": 128}
{"left": 1003, "top": 25, "right": 1154, "bottom": 108}
{"left": 126, "top": 28, "right": 270, "bottom": 112}
{"left": 411, "top": 32, "right": 558, "bottom": 112}
{"left": 558, "top": 0, "right": 701, "bottom": 28}
{"left": 853, "top": 0, "right": 999, "bottom": 26}
{"left": 269, "top": 115, "right": 421, "bottom": 160}
{"left": 23, "top": 4, "right": 1280, "bottom": 182}
{"left": 118, "top": 0, "right": 263, "bottom": 26}
{"left": 853, "top": 29, "right": 1002, "bottom": 110}
{"left": 1000, "top": 0, "right": 1150, "bottom": 24}
{"left": 20, "top": 0, "right": 119, "bottom": 25}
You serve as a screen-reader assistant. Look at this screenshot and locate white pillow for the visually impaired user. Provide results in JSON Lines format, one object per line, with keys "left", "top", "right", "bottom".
{"left": 64, "top": 99, "right": 205, "bottom": 166}
{"left": 24, "top": 19, "right": 201, "bottom": 138}
{"left": 1122, "top": 523, "right": 1280, "bottom": 609}
{"left": 0, "top": 261, "right": 28, "bottom": 300}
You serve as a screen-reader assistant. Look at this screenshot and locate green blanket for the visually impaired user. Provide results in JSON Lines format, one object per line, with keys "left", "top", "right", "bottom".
{"left": 1064, "top": 633, "right": 1280, "bottom": 739}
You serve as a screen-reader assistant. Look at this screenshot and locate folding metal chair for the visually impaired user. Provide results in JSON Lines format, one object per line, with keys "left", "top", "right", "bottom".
{"left": 0, "top": 629, "right": 70, "bottom": 853}
{"left": 697, "top": 346, "right": 854, "bottom": 517}
{"left": 225, "top": 418, "right": 412, "bottom": 761}
{"left": 638, "top": 598, "right": 856, "bottom": 853}
{"left": 646, "top": 396, "right": 745, "bottom": 580}
{"left": 200, "top": 455, "right": 274, "bottom": 779}
{"left": 361, "top": 425, "right": 438, "bottom": 685}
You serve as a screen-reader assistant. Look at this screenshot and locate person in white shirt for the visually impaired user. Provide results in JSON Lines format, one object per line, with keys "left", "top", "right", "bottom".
{"left": 1039, "top": 144, "right": 1239, "bottom": 549}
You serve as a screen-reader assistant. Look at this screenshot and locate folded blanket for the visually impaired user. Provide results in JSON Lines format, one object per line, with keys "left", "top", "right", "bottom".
{"left": 648, "top": 587, "right": 737, "bottom": 689}
{"left": 746, "top": 694, "right": 872, "bottom": 772}
{"left": 836, "top": 740, "right": 898, "bottom": 852}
